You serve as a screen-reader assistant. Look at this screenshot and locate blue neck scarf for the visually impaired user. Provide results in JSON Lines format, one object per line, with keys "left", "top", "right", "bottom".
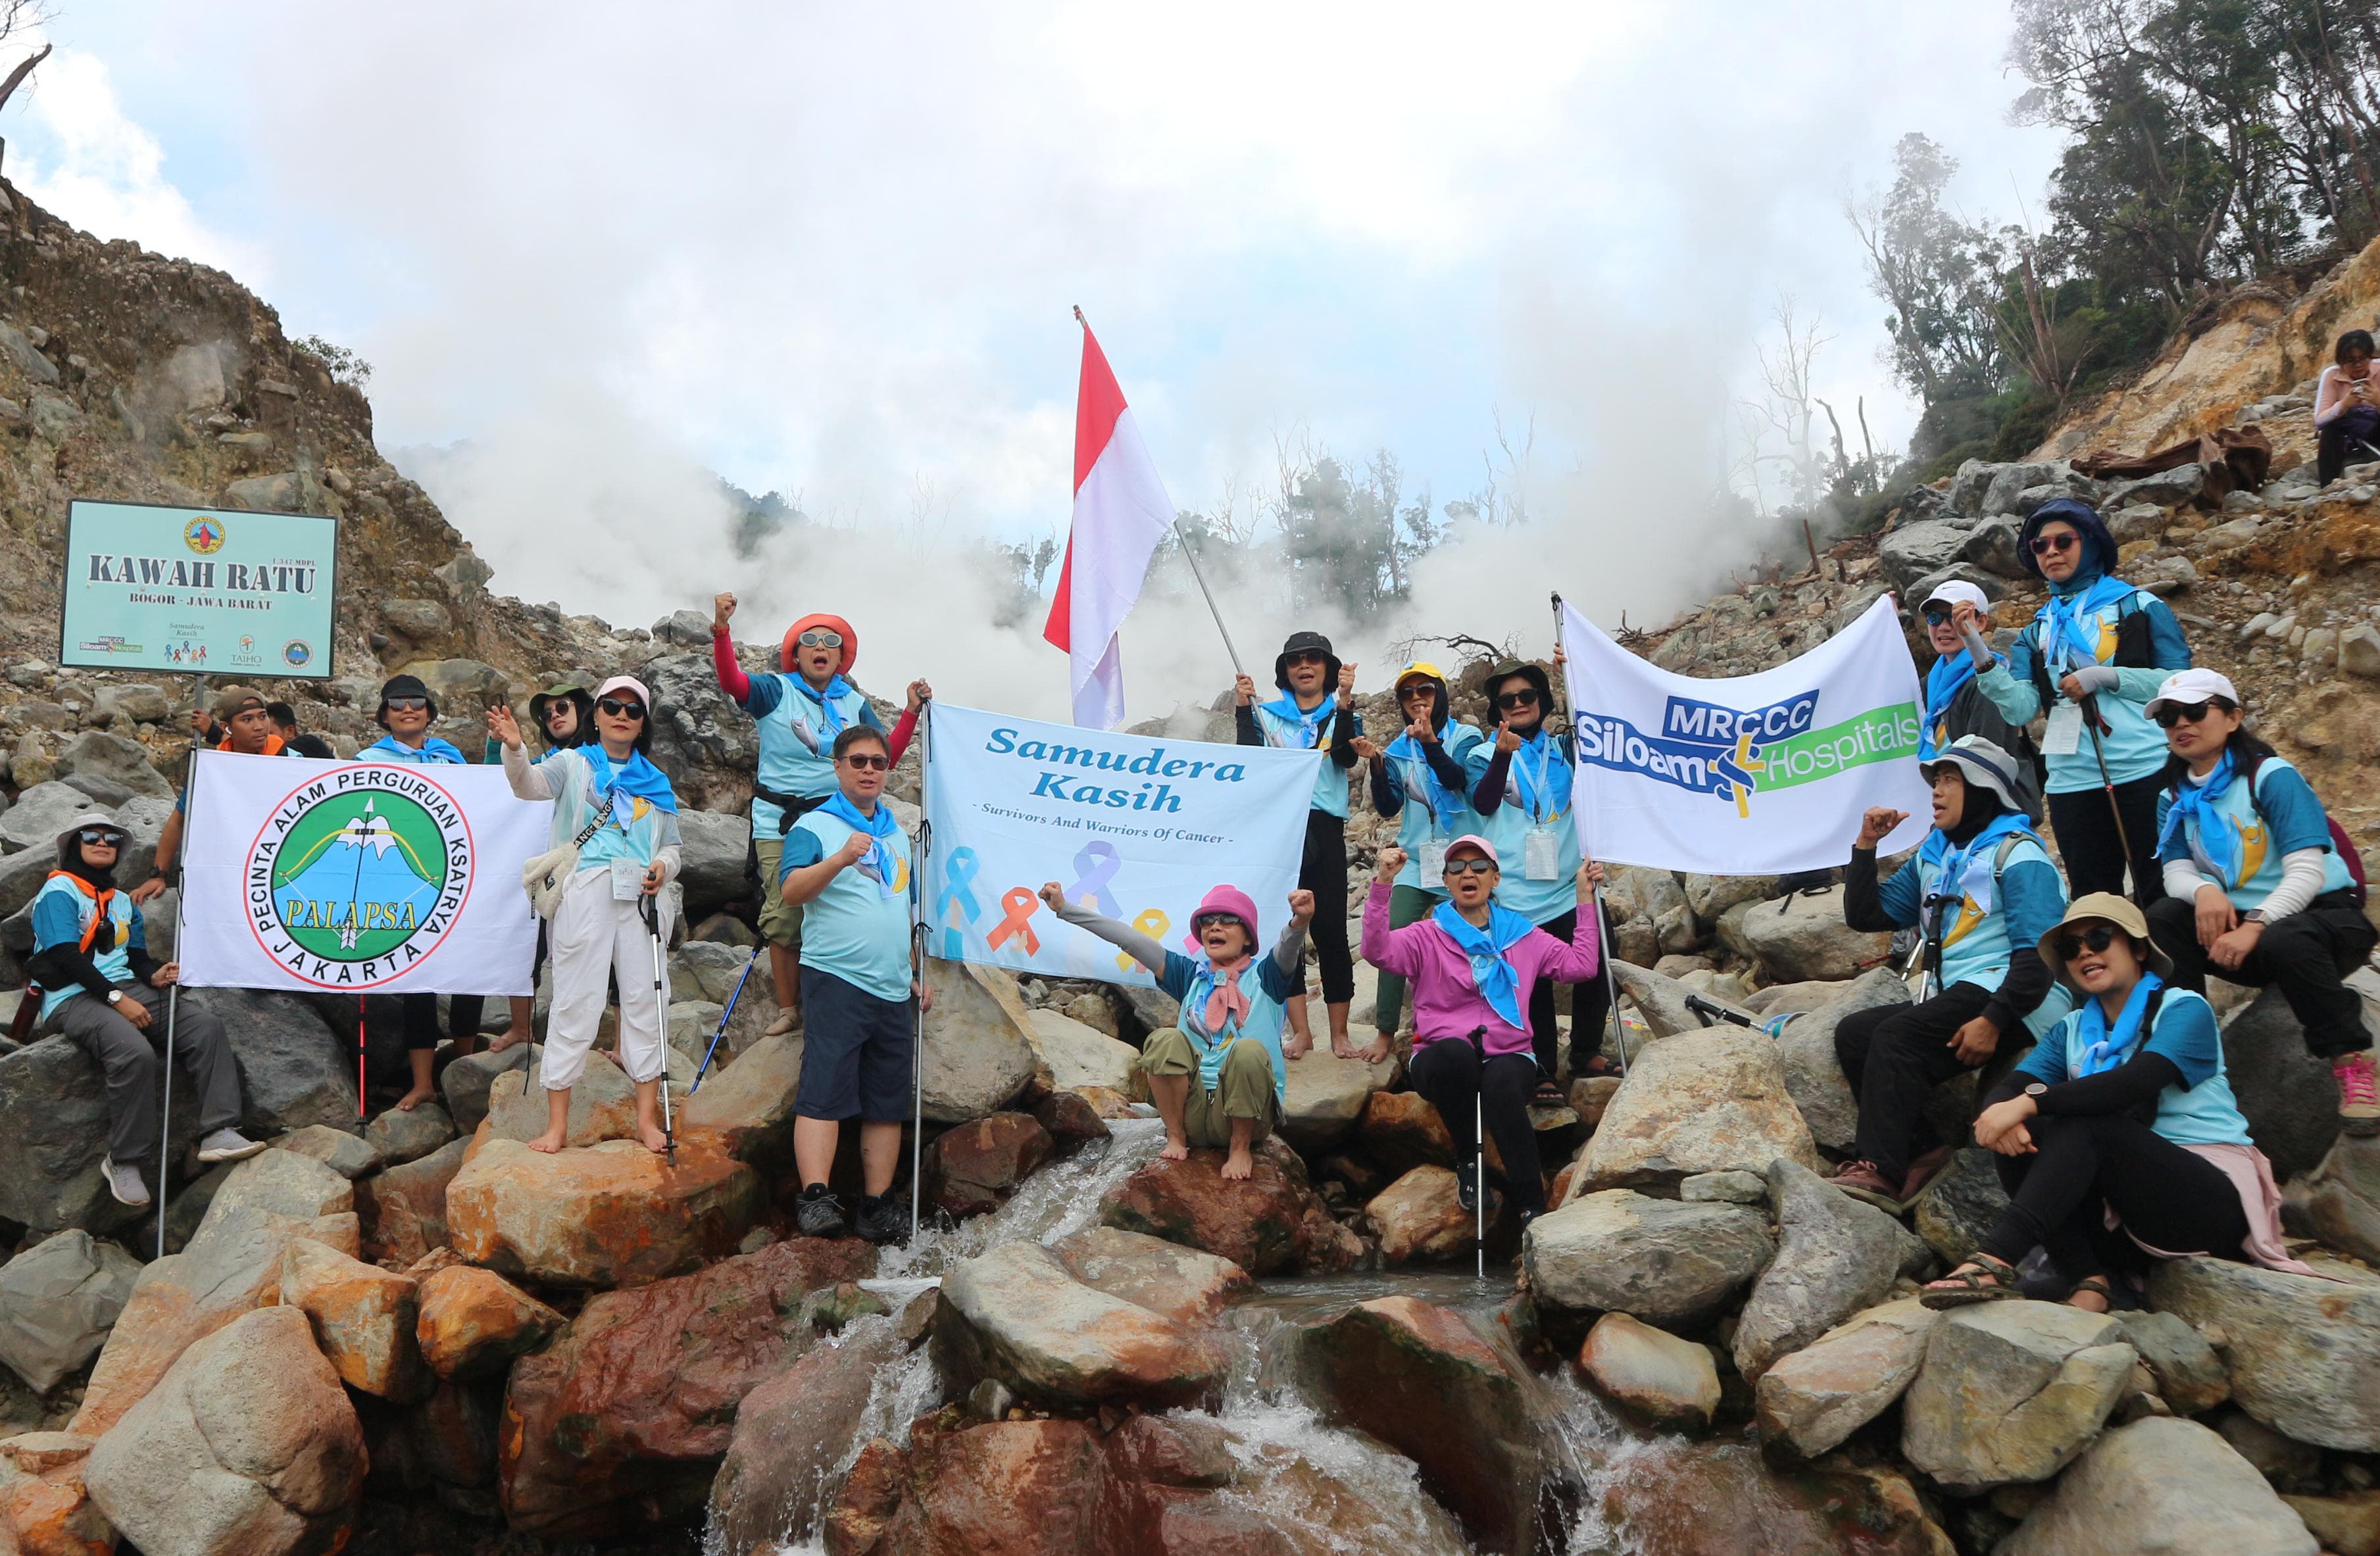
{"left": 1508, "top": 729, "right": 1570, "bottom": 823}
{"left": 791, "top": 673, "right": 854, "bottom": 739}
{"left": 819, "top": 791, "right": 900, "bottom": 894}
{"left": 1431, "top": 901, "right": 1534, "bottom": 1029}
{"left": 362, "top": 734, "right": 466, "bottom": 765}
{"left": 1385, "top": 723, "right": 1464, "bottom": 822}
{"left": 1921, "top": 653, "right": 1993, "bottom": 761}
{"left": 591, "top": 746, "right": 680, "bottom": 822}
{"left": 1919, "top": 810, "right": 2034, "bottom": 921}
{"left": 2075, "top": 971, "right": 2165, "bottom": 1077}
{"left": 2035, "top": 571, "right": 2135, "bottom": 676}
{"left": 2158, "top": 752, "right": 2244, "bottom": 887}
{"left": 1259, "top": 692, "right": 1336, "bottom": 748}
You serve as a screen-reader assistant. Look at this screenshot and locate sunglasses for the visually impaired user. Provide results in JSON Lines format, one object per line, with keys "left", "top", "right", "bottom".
{"left": 78, "top": 829, "right": 119, "bottom": 846}
{"left": 2152, "top": 700, "right": 2225, "bottom": 729}
{"left": 2054, "top": 924, "right": 2123, "bottom": 960}
{"left": 1495, "top": 689, "right": 1541, "bottom": 710}
{"left": 1443, "top": 858, "right": 1497, "bottom": 877}
{"left": 2029, "top": 531, "right": 2079, "bottom": 556}
{"left": 842, "top": 752, "right": 889, "bottom": 771}
{"left": 596, "top": 696, "right": 647, "bottom": 719}
{"left": 543, "top": 703, "right": 576, "bottom": 721}
{"left": 384, "top": 696, "right": 428, "bottom": 712}
{"left": 797, "top": 629, "right": 844, "bottom": 649}
{"left": 1284, "top": 653, "right": 1327, "bottom": 668}
{"left": 1921, "top": 606, "right": 1953, "bottom": 627}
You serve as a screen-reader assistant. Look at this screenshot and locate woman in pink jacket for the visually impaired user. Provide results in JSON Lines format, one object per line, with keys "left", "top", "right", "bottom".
{"left": 1362, "top": 833, "right": 1602, "bottom": 1229}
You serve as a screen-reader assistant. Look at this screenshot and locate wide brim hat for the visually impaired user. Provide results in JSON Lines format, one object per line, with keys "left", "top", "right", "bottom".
{"left": 1182, "top": 884, "right": 1261, "bottom": 951}
{"left": 1918, "top": 735, "right": 2028, "bottom": 814}
{"left": 528, "top": 681, "right": 589, "bottom": 724}
{"left": 1273, "top": 630, "right": 1341, "bottom": 693}
{"left": 782, "top": 614, "right": 858, "bottom": 675}
{"left": 55, "top": 819, "right": 129, "bottom": 867}
{"left": 2038, "top": 892, "right": 2174, "bottom": 990}
{"left": 1483, "top": 659, "right": 1553, "bottom": 715}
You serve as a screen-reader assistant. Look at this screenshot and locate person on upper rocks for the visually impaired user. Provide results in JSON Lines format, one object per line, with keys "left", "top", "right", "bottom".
{"left": 489, "top": 676, "right": 682, "bottom": 1157}
{"left": 2140, "top": 669, "right": 2379, "bottom": 1136}
{"left": 1348, "top": 661, "right": 1485, "bottom": 1053}
{"left": 778, "top": 723, "right": 925, "bottom": 1244}
{"left": 1923, "top": 893, "right": 2316, "bottom": 1312}
{"left": 2315, "top": 329, "right": 2380, "bottom": 486}
{"left": 712, "top": 593, "right": 926, "bottom": 1040}
{"left": 1916, "top": 580, "right": 2039, "bottom": 817}
{"left": 136, "top": 685, "right": 295, "bottom": 906}
{"left": 1465, "top": 659, "right": 1596, "bottom": 1098}
{"left": 1236, "top": 631, "right": 1364, "bottom": 1060}
{"left": 29, "top": 820, "right": 262, "bottom": 1209}
{"left": 1831, "top": 736, "right": 2071, "bottom": 1213}
{"left": 1361, "top": 835, "right": 1603, "bottom": 1231}
{"left": 1047, "top": 880, "right": 1312, "bottom": 1182}
{"left": 1949, "top": 497, "right": 2191, "bottom": 905}
{"left": 483, "top": 683, "right": 596, "bottom": 1054}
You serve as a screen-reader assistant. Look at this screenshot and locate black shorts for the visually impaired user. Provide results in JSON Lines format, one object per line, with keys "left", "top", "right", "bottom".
{"left": 795, "top": 967, "right": 916, "bottom": 1121}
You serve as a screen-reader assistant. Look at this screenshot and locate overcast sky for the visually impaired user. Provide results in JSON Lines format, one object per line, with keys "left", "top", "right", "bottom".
{"left": 1, "top": 3, "right": 2067, "bottom": 715}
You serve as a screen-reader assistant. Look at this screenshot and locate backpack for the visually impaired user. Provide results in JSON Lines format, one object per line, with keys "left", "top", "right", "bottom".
{"left": 1920, "top": 833, "right": 2036, "bottom": 990}
{"left": 2236, "top": 753, "right": 2369, "bottom": 908}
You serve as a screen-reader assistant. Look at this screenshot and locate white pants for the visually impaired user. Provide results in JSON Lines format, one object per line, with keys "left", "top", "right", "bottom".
{"left": 544, "top": 867, "right": 671, "bottom": 1090}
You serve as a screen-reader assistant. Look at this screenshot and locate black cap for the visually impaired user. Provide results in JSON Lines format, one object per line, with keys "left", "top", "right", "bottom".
{"left": 1274, "top": 630, "right": 1343, "bottom": 693}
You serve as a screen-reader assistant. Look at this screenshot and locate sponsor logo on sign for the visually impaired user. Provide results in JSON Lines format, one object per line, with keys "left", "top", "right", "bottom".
{"left": 282, "top": 639, "right": 314, "bottom": 668}
{"left": 184, "top": 516, "right": 226, "bottom": 554}
{"left": 245, "top": 768, "right": 476, "bottom": 988}
{"left": 74, "top": 637, "right": 143, "bottom": 654}
{"left": 1574, "top": 690, "right": 1920, "bottom": 819}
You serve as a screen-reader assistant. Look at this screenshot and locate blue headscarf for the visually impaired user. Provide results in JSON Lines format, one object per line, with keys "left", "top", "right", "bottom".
{"left": 2158, "top": 750, "right": 2244, "bottom": 887}
{"left": 818, "top": 791, "right": 901, "bottom": 896}
{"left": 1431, "top": 901, "right": 1535, "bottom": 1029}
{"left": 2075, "top": 971, "right": 2165, "bottom": 1077}
{"left": 360, "top": 735, "right": 467, "bottom": 765}
{"left": 1258, "top": 692, "right": 1337, "bottom": 748}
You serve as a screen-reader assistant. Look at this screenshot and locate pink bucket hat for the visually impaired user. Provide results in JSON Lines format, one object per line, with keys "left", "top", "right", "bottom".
{"left": 1183, "top": 885, "right": 1260, "bottom": 951}
{"left": 1443, "top": 834, "right": 1499, "bottom": 866}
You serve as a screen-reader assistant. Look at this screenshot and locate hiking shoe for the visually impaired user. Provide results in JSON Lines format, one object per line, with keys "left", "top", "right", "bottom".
{"left": 195, "top": 1128, "right": 266, "bottom": 1165}
{"left": 1453, "top": 1161, "right": 1479, "bottom": 1212}
{"left": 101, "top": 1155, "right": 150, "bottom": 1209}
{"left": 1826, "top": 1160, "right": 1904, "bottom": 1214}
{"left": 855, "top": 1192, "right": 909, "bottom": 1245}
{"left": 1898, "top": 1144, "right": 1955, "bottom": 1204}
{"left": 795, "top": 1183, "right": 849, "bottom": 1238}
{"left": 2337, "top": 1052, "right": 2380, "bottom": 1136}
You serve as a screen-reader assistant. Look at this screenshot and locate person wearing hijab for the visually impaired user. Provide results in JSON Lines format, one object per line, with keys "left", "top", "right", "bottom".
{"left": 2141, "top": 669, "right": 2379, "bottom": 1136}
{"left": 30, "top": 821, "right": 262, "bottom": 1208}
{"left": 711, "top": 593, "right": 927, "bottom": 1038}
{"left": 489, "top": 675, "right": 682, "bottom": 1157}
{"left": 1923, "top": 894, "right": 2316, "bottom": 1311}
{"left": 483, "top": 683, "right": 596, "bottom": 1054}
{"left": 1362, "top": 835, "right": 1603, "bottom": 1230}
{"left": 1916, "top": 580, "right": 2039, "bottom": 815}
{"left": 1350, "top": 662, "right": 1485, "bottom": 1053}
{"left": 134, "top": 685, "right": 292, "bottom": 906}
{"left": 1950, "top": 497, "right": 2192, "bottom": 902}
{"left": 1832, "top": 737, "right": 2071, "bottom": 1211}
{"left": 1047, "top": 880, "right": 1313, "bottom": 1183}
{"left": 1237, "top": 631, "right": 1364, "bottom": 1059}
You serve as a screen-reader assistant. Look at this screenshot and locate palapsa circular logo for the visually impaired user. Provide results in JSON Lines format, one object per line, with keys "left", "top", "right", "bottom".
{"left": 247, "top": 769, "right": 475, "bottom": 987}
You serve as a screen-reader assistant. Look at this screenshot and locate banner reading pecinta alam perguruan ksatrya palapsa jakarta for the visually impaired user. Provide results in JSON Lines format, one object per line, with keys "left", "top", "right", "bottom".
{"left": 59, "top": 498, "right": 338, "bottom": 679}
{"left": 1559, "top": 593, "right": 1931, "bottom": 877}
{"left": 922, "top": 702, "right": 1320, "bottom": 988}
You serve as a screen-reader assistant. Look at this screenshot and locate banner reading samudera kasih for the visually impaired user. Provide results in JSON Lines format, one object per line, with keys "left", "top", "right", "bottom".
{"left": 1560, "top": 594, "right": 1931, "bottom": 875}
{"left": 922, "top": 702, "right": 1320, "bottom": 988}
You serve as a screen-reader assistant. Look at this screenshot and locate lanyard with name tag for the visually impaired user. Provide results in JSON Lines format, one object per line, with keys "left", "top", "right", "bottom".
{"left": 1524, "top": 825, "right": 1562, "bottom": 881}
{"left": 2043, "top": 701, "right": 2083, "bottom": 756}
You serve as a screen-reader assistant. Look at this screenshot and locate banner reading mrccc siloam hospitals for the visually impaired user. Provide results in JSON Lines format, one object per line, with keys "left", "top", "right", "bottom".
{"left": 922, "top": 702, "right": 1321, "bottom": 988}
{"left": 1558, "top": 595, "right": 1931, "bottom": 876}
{"left": 177, "top": 752, "right": 547, "bottom": 996}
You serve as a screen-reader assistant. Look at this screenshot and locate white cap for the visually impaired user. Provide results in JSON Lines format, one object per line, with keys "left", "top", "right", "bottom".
{"left": 2145, "top": 668, "right": 2240, "bottom": 719}
{"left": 1921, "top": 579, "right": 1991, "bottom": 614}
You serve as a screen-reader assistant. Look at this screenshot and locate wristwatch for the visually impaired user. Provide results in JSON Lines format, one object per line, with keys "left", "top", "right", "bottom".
{"left": 106, "top": 989, "right": 124, "bottom": 1005}
{"left": 2023, "top": 1082, "right": 2047, "bottom": 1098}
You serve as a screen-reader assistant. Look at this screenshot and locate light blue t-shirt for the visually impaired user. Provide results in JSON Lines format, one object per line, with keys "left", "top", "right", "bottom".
{"left": 1385, "top": 723, "right": 1487, "bottom": 895}
{"left": 2156, "top": 757, "right": 2353, "bottom": 913}
{"left": 1977, "top": 580, "right": 2191, "bottom": 794}
{"left": 1251, "top": 696, "right": 1359, "bottom": 817}
{"left": 30, "top": 876, "right": 143, "bottom": 1021}
{"left": 745, "top": 673, "right": 881, "bottom": 839}
{"left": 2017, "top": 986, "right": 2252, "bottom": 1146}
{"left": 1154, "top": 947, "right": 1297, "bottom": 1106}
{"left": 1875, "top": 825, "right": 2073, "bottom": 1036}
{"left": 781, "top": 807, "right": 915, "bottom": 1002}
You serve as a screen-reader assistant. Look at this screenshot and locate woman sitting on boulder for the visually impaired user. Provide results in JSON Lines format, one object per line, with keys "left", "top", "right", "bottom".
{"left": 2140, "top": 669, "right": 2377, "bottom": 1136}
{"left": 1043, "top": 880, "right": 1312, "bottom": 1182}
{"left": 1360, "top": 835, "right": 1602, "bottom": 1232}
{"left": 1923, "top": 893, "right": 2315, "bottom": 1313}
{"left": 2314, "top": 328, "right": 2380, "bottom": 485}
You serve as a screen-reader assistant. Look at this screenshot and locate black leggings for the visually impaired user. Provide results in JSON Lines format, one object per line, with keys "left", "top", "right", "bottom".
{"left": 1833, "top": 981, "right": 1993, "bottom": 1181}
{"left": 1409, "top": 1038, "right": 1544, "bottom": 1211}
{"left": 400, "top": 992, "right": 485, "bottom": 1052}
{"left": 2319, "top": 404, "right": 2380, "bottom": 483}
{"left": 1524, "top": 902, "right": 1614, "bottom": 1080}
{"left": 2046, "top": 771, "right": 2167, "bottom": 906}
{"left": 1300, "top": 811, "right": 1353, "bottom": 1005}
{"left": 2148, "top": 890, "right": 2379, "bottom": 1059}
{"left": 1979, "top": 1111, "right": 2250, "bottom": 1284}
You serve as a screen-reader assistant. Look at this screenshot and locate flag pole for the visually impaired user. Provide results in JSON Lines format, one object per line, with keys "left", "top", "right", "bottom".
{"left": 910, "top": 700, "right": 933, "bottom": 1240}
{"left": 1552, "top": 594, "right": 1626, "bottom": 1079}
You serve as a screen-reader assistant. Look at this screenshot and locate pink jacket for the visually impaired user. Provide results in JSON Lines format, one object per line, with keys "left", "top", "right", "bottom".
{"left": 1360, "top": 882, "right": 1599, "bottom": 1056}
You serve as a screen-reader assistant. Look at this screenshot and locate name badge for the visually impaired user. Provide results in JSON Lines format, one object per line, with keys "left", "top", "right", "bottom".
{"left": 610, "top": 856, "right": 646, "bottom": 901}
{"left": 2043, "top": 702, "right": 2083, "bottom": 756}
{"left": 1524, "top": 826, "right": 1561, "bottom": 881}
{"left": 1420, "top": 839, "right": 1450, "bottom": 882}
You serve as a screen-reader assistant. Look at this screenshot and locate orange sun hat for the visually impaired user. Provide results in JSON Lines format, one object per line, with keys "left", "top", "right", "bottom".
{"left": 781, "top": 613, "right": 858, "bottom": 675}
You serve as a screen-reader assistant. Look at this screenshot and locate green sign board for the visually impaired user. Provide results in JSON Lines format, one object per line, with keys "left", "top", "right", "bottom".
{"left": 59, "top": 499, "right": 339, "bottom": 679}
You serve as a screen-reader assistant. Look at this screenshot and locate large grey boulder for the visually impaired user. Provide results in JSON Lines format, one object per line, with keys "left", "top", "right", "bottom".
{"left": 2148, "top": 1254, "right": 2380, "bottom": 1451}
{"left": 0, "top": 781, "right": 105, "bottom": 853}
{"left": 2221, "top": 980, "right": 2375, "bottom": 1177}
{"left": 439, "top": 1041, "right": 531, "bottom": 1134}
{"left": 2300, "top": 1117, "right": 2380, "bottom": 1265}
{"left": 931, "top": 1242, "right": 1223, "bottom": 1411}
{"left": 272, "top": 1125, "right": 379, "bottom": 1180}
{"left": 1901, "top": 1301, "right": 2137, "bottom": 1491}
{"left": 670, "top": 939, "right": 757, "bottom": 1004}
{"left": 1772, "top": 965, "right": 1906, "bottom": 1151}
{"left": 673, "top": 806, "right": 749, "bottom": 921}
{"left": 918, "top": 958, "right": 1039, "bottom": 1123}
{"left": 53, "top": 732, "right": 175, "bottom": 801}
{"left": 1733, "top": 1159, "right": 1929, "bottom": 1382}
{"left": 1946, "top": 459, "right": 1998, "bottom": 517}
{"left": 195, "top": 1148, "right": 353, "bottom": 1238}
{"left": 1878, "top": 521, "right": 1975, "bottom": 592}
{"left": 1522, "top": 1190, "right": 1773, "bottom": 1328}
{"left": 1962, "top": 517, "right": 2030, "bottom": 579}
{"left": 84, "top": 1304, "right": 368, "bottom": 1556}
{"left": 1755, "top": 1298, "right": 1941, "bottom": 1462}
{"left": 186, "top": 987, "right": 359, "bottom": 1135}
{"left": 1578, "top": 1025, "right": 1823, "bottom": 1192}
{"left": 1911, "top": 1146, "right": 2014, "bottom": 1267}
{"left": 1998, "top": 1417, "right": 2316, "bottom": 1556}
{"left": 1979, "top": 461, "right": 2066, "bottom": 516}
{"left": 2110, "top": 1310, "right": 2229, "bottom": 1416}
{"left": 362, "top": 1102, "right": 455, "bottom": 1167}
{"left": 0, "top": 1034, "right": 195, "bottom": 1233}
{"left": 1607, "top": 960, "right": 1729, "bottom": 1042}
{"left": 1722, "top": 885, "right": 1892, "bottom": 983}
{"left": 0, "top": 1229, "right": 143, "bottom": 1392}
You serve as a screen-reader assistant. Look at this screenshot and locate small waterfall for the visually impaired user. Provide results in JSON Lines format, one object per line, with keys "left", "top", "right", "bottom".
{"left": 872, "top": 1115, "right": 1172, "bottom": 1278}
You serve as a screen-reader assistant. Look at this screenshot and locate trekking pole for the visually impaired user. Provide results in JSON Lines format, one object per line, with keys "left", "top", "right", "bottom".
{"left": 911, "top": 700, "right": 933, "bottom": 1240}
{"left": 1552, "top": 593, "right": 1624, "bottom": 1080}
{"left": 159, "top": 677, "right": 206, "bottom": 1259}
{"left": 1466, "top": 1025, "right": 1488, "bottom": 1281}
{"left": 639, "top": 893, "right": 674, "bottom": 1165}
{"left": 2077, "top": 695, "right": 2139, "bottom": 892}
{"left": 686, "top": 940, "right": 760, "bottom": 1096}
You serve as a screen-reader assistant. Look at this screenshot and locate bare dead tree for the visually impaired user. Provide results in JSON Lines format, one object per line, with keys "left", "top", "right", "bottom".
{"left": 0, "top": 3, "right": 53, "bottom": 124}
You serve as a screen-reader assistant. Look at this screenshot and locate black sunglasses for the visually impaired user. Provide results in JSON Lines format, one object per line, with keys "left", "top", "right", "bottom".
{"left": 383, "top": 696, "right": 428, "bottom": 712}
{"left": 2054, "top": 924, "right": 2123, "bottom": 960}
{"left": 1495, "top": 689, "right": 1541, "bottom": 710}
{"left": 2029, "top": 531, "right": 2079, "bottom": 555}
{"left": 2152, "top": 700, "right": 2227, "bottom": 729}
{"left": 596, "top": 696, "right": 647, "bottom": 719}
{"left": 843, "top": 752, "right": 889, "bottom": 771}
{"left": 1443, "top": 858, "right": 1497, "bottom": 877}
{"left": 78, "top": 829, "right": 119, "bottom": 846}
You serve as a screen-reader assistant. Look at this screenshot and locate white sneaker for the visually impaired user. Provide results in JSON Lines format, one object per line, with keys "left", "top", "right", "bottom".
{"left": 101, "top": 1155, "right": 151, "bottom": 1208}
{"left": 195, "top": 1128, "right": 266, "bottom": 1164}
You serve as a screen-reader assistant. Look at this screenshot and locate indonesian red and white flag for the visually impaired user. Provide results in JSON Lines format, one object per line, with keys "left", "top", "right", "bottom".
{"left": 1042, "top": 315, "right": 1175, "bottom": 729}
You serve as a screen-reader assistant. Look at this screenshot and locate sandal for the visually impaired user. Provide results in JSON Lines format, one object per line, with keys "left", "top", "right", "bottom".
{"left": 1921, "top": 1252, "right": 2021, "bottom": 1310}
{"left": 1531, "top": 1077, "right": 1567, "bottom": 1105}
{"left": 2066, "top": 1274, "right": 2114, "bottom": 1313}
